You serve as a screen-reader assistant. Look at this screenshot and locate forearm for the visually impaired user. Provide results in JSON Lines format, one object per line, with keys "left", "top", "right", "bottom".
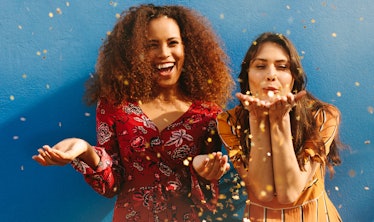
{"left": 78, "top": 142, "right": 100, "bottom": 169}
{"left": 270, "top": 115, "right": 309, "bottom": 203}
{"left": 247, "top": 116, "right": 274, "bottom": 201}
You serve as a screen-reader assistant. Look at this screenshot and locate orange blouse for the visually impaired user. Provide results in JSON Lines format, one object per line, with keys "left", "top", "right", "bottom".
{"left": 217, "top": 106, "right": 342, "bottom": 222}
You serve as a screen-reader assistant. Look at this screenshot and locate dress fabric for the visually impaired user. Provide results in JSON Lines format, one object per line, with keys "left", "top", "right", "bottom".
{"left": 71, "top": 98, "right": 222, "bottom": 222}
{"left": 216, "top": 106, "right": 342, "bottom": 222}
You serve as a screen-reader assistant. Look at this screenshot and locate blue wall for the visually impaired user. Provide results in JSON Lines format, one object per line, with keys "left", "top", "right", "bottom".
{"left": 1, "top": 0, "right": 373, "bottom": 221}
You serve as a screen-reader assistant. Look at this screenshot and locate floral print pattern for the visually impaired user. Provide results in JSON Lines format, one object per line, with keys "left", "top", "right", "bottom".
{"left": 72, "top": 99, "right": 222, "bottom": 221}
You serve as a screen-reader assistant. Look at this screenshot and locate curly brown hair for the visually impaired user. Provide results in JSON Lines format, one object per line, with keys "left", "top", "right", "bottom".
{"left": 235, "top": 32, "right": 345, "bottom": 176}
{"left": 85, "top": 4, "right": 234, "bottom": 107}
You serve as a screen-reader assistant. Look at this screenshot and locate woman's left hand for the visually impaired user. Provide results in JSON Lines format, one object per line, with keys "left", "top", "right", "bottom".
{"left": 192, "top": 152, "right": 230, "bottom": 181}
{"left": 267, "top": 90, "right": 306, "bottom": 118}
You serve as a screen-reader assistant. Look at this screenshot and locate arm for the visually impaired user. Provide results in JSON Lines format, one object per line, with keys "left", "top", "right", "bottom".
{"left": 268, "top": 92, "right": 326, "bottom": 203}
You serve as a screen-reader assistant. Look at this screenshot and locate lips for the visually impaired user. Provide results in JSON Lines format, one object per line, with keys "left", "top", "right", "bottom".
{"left": 156, "top": 62, "right": 175, "bottom": 76}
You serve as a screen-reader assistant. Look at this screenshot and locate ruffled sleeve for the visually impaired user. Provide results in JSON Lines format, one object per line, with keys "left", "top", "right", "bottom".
{"left": 216, "top": 106, "right": 247, "bottom": 170}
{"left": 71, "top": 98, "right": 124, "bottom": 198}
{"left": 298, "top": 106, "right": 340, "bottom": 165}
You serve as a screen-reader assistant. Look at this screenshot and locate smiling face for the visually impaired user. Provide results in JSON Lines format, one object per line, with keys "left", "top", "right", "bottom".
{"left": 146, "top": 16, "right": 185, "bottom": 89}
{"left": 248, "top": 42, "right": 294, "bottom": 101}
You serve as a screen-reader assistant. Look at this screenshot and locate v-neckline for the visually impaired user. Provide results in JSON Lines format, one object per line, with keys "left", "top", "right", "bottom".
{"left": 137, "top": 102, "right": 194, "bottom": 133}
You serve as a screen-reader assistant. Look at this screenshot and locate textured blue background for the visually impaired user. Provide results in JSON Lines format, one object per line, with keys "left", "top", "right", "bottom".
{"left": 1, "top": 0, "right": 373, "bottom": 221}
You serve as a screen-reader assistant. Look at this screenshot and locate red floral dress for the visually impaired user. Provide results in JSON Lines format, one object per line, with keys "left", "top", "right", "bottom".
{"left": 71, "top": 98, "right": 222, "bottom": 222}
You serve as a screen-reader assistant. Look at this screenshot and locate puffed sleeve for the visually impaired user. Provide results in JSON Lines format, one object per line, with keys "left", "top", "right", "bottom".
{"left": 298, "top": 106, "right": 340, "bottom": 165}
{"left": 71, "top": 98, "right": 124, "bottom": 198}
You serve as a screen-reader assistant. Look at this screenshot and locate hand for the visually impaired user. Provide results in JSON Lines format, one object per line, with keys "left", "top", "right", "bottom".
{"left": 267, "top": 90, "right": 306, "bottom": 118}
{"left": 235, "top": 92, "right": 269, "bottom": 119}
{"left": 192, "top": 152, "right": 230, "bottom": 181}
{"left": 32, "top": 138, "right": 90, "bottom": 166}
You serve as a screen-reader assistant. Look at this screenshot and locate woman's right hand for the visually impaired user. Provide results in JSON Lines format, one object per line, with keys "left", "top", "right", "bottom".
{"left": 32, "top": 138, "right": 91, "bottom": 166}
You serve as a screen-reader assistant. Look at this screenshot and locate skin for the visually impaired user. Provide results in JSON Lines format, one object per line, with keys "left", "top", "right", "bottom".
{"left": 33, "top": 17, "right": 230, "bottom": 182}
{"left": 236, "top": 42, "right": 315, "bottom": 203}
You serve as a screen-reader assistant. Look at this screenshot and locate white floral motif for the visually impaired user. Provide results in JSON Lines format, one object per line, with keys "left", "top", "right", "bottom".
{"left": 97, "top": 122, "right": 112, "bottom": 145}
{"left": 134, "top": 116, "right": 156, "bottom": 131}
{"left": 164, "top": 129, "right": 193, "bottom": 147}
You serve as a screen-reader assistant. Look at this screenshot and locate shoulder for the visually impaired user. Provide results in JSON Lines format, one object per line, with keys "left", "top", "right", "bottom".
{"left": 314, "top": 105, "right": 340, "bottom": 126}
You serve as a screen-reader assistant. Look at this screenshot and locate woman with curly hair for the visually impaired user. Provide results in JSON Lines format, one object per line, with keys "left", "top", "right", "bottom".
{"left": 217, "top": 32, "right": 344, "bottom": 221}
{"left": 33, "top": 4, "right": 234, "bottom": 221}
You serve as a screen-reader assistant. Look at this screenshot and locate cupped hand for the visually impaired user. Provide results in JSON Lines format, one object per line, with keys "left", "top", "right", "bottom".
{"left": 32, "top": 138, "right": 89, "bottom": 166}
{"left": 267, "top": 90, "right": 306, "bottom": 118}
{"left": 235, "top": 92, "right": 269, "bottom": 118}
{"left": 192, "top": 152, "right": 230, "bottom": 181}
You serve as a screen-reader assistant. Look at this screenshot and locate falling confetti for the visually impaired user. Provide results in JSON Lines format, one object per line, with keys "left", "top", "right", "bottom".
{"left": 10, "top": 95, "right": 15, "bottom": 101}
{"left": 331, "top": 32, "right": 337, "bottom": 38}
{"left": 49, "top": 12, "right": 54, "bottom": 18}
{"left": 336, "top": 91, "right": 341, "bottom": 97}
{"left": 367, "top": 107, "right": 373, "bottom": 114}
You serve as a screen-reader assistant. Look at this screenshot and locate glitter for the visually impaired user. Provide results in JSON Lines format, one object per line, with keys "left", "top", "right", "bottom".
{"left": 266, "top": 152, "right": 271, "bottom": 157}
{"left": 207, "top": 79, "right": 212, "bottom": 84}
{"left": 334, "top": 186, "right": 339, "bottom": 191}
{"left": 244, "top": 101, "right": 249, "bottom": 106}
{"left": 84, "top": 112, "right": 91, "bottom": 117}
{"left": 364, "top": 186, "right": 370, "bottom": 190}
{"left": 355, "top": 81, "right": 360, "bottom": 86}
{"left": 20, "top": 165, "right": 24, "bottom": 171}
{"left": 18, "top": 25, "right": 23, "bottom": 29}
{"left": 331, "top": 32, "right": 337, "bottom": 38}
{"left": 43, "top": 49, "right": 48, "bottom": 54}
{"left": 115, "top": 13, "right": 120, "bottom": 19}
{"left": 259, "top": 120, "right": 265, "bottom": 132}
{"left": 311, "top": 19, "right": 316, "bottom": 23}
{"left": 46, "top": 84, "right": 50, "bottom": 89}
{"left": 267, "top": 91, "right": 274, "bottom": 98}
{"left": 364, "top": 140, "right": 371, "bottom": 144}
{"left": 207, "top": 137, "right": 212, "bottom": 143}
{"left": 10, "top": 95, "right": 15, "bottom": 101}
{"left": 183, "top": 159, "right": 189, "bottom": 166}
{"left": 36, "top": 51, "right": 41, "bottom": 56}
{"left": 58, "top": 122, "right": 62, "bottom": 127}
{"left": 20, "top": 117, "right": 26, "bottom": 121}
{"left": 219, "top": 13, "right": 224, "bottom": 19}
{"left": 286, "top": 5, "right": 291, "bottom": 10}
{"left": 56, "top": 8, "right": 62, "bottom": 14}
{"left": 66, "top": 2, "right": 70, "bottom": 7}
{"left": 336, "top": 91, "right": 341, "bottom": 97}
{"left": 208, "top": 153, "right": 214, "bottom": 160}
{"left": 252, "top": 41, "right": 257, "bottom": 46}
{"left": 22, "top": 73, "right": 27, "bottom": 79}
{"left": 367, "top": 107, "right": 373, "bottom": 114}
{"left": 13, "top": 136, "right": 19, "bottom": 140}
{"left": 49, "top": 12, "right": 54, "bottom": 18}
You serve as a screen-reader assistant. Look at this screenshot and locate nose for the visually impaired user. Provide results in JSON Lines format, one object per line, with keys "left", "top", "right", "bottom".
{"left": 159, "top": 44, "right": 171, "bottom": 58}
{"left": 266, "top": 73, "right": 277, "bottom": 81}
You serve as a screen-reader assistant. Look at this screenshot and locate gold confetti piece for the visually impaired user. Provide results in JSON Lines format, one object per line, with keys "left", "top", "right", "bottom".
{"left": 13, "top": 136, "right": 19, "bottom": 140}
{"left": 18, "top": 25, "right": 23, "bottom": 29}
{"left": 331, "top": 32, "right": 337, "bottom": 38}
{"left": 367, "top": 107, "right": 373, "bottom": 114}
{"left": 66, "top": 2, "right": 70, "bottom": 7}
{"left": 183, "top": 159, "right": 189, "bottom": 166}
{"left": 252, "top": 41, "right": 257, "bottom": 46}
{"left": 20, "top": 117, "right": 26, "bottom": 121}
{"left": 364, "top": 140, "right": 371, "bottom": 144}
{"left": 10, "top": 95, "right": 15, "bottom": 101}
{"left": 311, "top": 19, "right": 316, "bottom": 23}
{"left": 84, "top": 112, "right": 91, "bottom": 117}
{"left": 115, "top": 13, "right": 120, "bottom": 19}
{"left": 207, "top": 79, "right": 212, "bottom": 84}
{"left": 36, "top": 51, "right": 41, "bottom": 56}
{"left": 56, "top": 8, "right": 62, "bottom": 14}
{"left": 219, "top": 13, "right": 224, "bottom": 19}
{"left": 21, "top": 165, "right": 24, "bottom": 171}
{"left": 208, "top": 153, "right": 214, "bottom": 160}
{"left": 349, "top": 170, "right": 356, "bottom": 177}
{"left": 334, "top": 186, "right": 339, "bottom": 191}
{"left": 157, "top": 152, "right": 161, "bottom": 158}
{"left": 336, "top": 91, "right": 341, "bottom": 97}
{"left": 207, "top": 137, "right": 212, "bottom": 143}
{"left": 49, "top": 12, "right": 54, "bottom": 18}
{"left": 43, "top": 49, "right": 47, "bottom": 54}
{"left": 243, "top": 101, "right": 249, "bottom": 106}
{"left": 364, "top": 186, "right": 370, "bottom": 190}
{"left": 355, "top": 81, "right": 360, "bottom": 86}
{"left": 22, "top": 73, "right": 27, "bottom": 78}
{"left": 123, "top": 79, "right": 129, "bottom": 85}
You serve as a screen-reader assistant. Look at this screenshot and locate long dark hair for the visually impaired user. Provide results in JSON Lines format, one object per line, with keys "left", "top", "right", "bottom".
{"left": 235, "top": 32, "right": 344, "bottom": 176}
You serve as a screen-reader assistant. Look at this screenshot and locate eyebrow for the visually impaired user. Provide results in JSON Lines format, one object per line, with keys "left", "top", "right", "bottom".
{"left": 147, "top": 37, "right": 181, "bottom": 42}
{"left": 251, "top": 58, "right": 289, "bottom": 63}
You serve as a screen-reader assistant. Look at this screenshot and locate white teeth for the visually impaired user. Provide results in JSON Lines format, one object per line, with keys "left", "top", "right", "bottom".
{"left": 157, "top": 63, "right": 174, "bottom": 69}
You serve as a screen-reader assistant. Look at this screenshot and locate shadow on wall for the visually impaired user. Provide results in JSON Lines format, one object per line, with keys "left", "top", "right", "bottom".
{"left": 1, "top": 78, "right": 115, "bottom": 222}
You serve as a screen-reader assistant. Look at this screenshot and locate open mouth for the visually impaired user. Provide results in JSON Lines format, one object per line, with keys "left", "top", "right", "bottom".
{"left": 156, "top": 63, "right": 174, "bottom": 75}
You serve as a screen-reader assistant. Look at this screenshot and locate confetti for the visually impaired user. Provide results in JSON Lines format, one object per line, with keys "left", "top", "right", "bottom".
{"left": 334, "top": 186, "right": 339, "bottom": 191}
{"left": 336, "top": 91, "right": 341, "bottom": 97}
{"left": 267, "top": 91, "right": 274, "bottom": 98}
{"left": 367, "top": 107, "right": 373, "bottom": 114}
{"left": 49, "top": 12, "right": 54, "bottom": 18}
{"left": 13, "top": 136, "right": 19, "bottom": 140}
{"left": 84, "top": 112, "right": 91, "bottom": 117}
{"left": 21, "top": 165, "right": 24, "bottom": 171}
{"left": 219, "top": 14, "right": 224, "bottom": 19}
{"left": 10, "top": 95, "right": 15, "bottom": 101}
{"left": 364, "top": 140, "right": 370, "bottom": 144}
{"left": 364, "top": 186, "right": 370, "bottom": 191}
{"left": 20, "top": 117, "right": 26, "bottom": 122}
{"left": 22, "top": 73, "right": 27, "bottom": 79}
{"left": 331, "top": 32, "right": 337, "bottom": 38}
{"left": 355, "top": 81, "right": 360, "bottom": 86}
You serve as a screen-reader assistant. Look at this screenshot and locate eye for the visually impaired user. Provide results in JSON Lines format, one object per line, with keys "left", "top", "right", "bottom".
{"left": 255, "top": 64, "right": 266, "bottom": 69}
{"left": 277, "top": 64, "right": 289, "bottom": 70}
{"left": 168, "top": 40, "right": 180, "bottom": 47}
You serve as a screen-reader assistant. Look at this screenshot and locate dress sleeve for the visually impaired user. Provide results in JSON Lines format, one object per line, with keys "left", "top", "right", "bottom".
{"left": 71, "top": 99, "right": 124, "bottom": 198}
{"left": 298, "top": 106, "right": 340, "bottom": 165}
{"left": 189, "top": 104, "right": 222, "bottom": 211}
